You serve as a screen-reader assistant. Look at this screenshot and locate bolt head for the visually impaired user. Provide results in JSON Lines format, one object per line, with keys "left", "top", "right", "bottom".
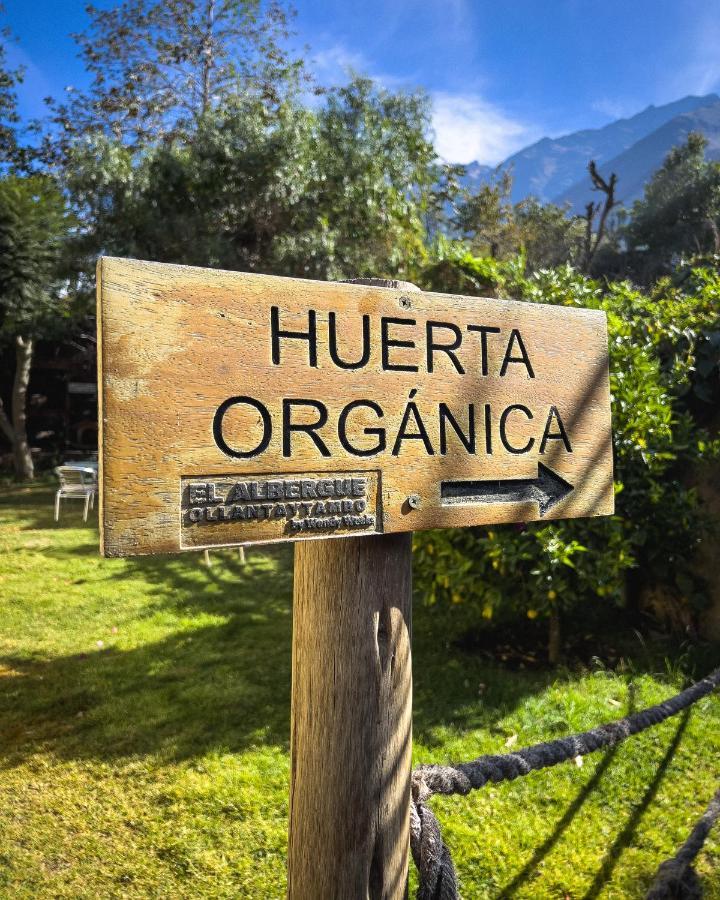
{"left": 407, "top": 494, "right": 421, "bottom": 510}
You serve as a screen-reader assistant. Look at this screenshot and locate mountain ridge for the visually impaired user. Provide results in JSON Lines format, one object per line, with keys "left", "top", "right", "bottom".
{"left": 461, "top": 93, "right": 720, "bottom": 213}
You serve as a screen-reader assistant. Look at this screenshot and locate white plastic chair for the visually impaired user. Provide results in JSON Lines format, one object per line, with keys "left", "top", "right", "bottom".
{"left": 54, "top": 466, "right": 97, "bottom": 522}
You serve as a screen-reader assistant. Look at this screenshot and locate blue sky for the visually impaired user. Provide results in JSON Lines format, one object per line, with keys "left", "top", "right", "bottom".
{"left": 4, "top": 0, "right": 720, "bottom": 164}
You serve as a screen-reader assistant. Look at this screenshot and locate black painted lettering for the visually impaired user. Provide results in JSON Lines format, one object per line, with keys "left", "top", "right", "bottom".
{"left": 381, "top": 317, "right": 419, "bottom": 372}
{"left": 271, "top": 306, "right": 317, "bottom": 367}
{"left": 213, "top": 396, "right": 272, "bottom": 459}
{"left": 467, "top": 325, "right": 501, "bottom": 376}
{"left": 392, "top": 400, "right": 434, "bottom": 456}
{"left": 282, "top": 399, "right": 331, "bottom": 458}
{"left": 338, "top": 400, "right": 386, "bottom": 457}
{"left": 540, "top": 406, "right": 573, "bottom": 454}
{"left": 484, "top": 404, "right": 493, "bottom": 454}
{"left": 329, "top": 312, "right": 371, "bottom": 369}
{"left": 500, "top": 329, "right": 535, "bottom": 378}
{"left": 499, "top": 404, "right": 535, "bottom": 454}
{"left": 426, "top": 321, "right": 465, "bottom": 374}
{"left": 439, "top": 403, "right": 475, "bottom": 454}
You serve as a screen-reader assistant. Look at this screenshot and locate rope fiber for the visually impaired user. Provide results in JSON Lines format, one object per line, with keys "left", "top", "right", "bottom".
{"left": 410, "top": 666, "right": 720, "bottom": 899}
{"left": 646, "top": 786, "right": 720, "bottom": 900}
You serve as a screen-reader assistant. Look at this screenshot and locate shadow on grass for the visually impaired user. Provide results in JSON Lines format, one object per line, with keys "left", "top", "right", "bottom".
{"left": 0, "top": 483, "right": 709, "bottom": 798}
{"left": 1, "top": 485, "right": 561, "bottom": 771}
{"left": 498, "top": 683, "right": 638, "bottom": 897}
{"left": 581, "top": 709, "right": 692, "bottom": 899}
{"left": 0, "top": 532, "right": 295, "bottom": 767}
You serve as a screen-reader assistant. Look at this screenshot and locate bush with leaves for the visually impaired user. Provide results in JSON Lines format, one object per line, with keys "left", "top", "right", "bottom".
{"left": 414, "top": 258, "right": 720, "bottom": 661}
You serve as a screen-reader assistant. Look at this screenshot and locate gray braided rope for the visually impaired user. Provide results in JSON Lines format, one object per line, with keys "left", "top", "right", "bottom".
{"left": 645, "top": 786, "right": 720, "bottom": 899}
{"left": 410, "top": 666, "right": 720, "bottom": 899}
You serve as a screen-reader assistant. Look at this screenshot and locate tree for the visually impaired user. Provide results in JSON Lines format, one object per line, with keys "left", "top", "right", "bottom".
{"left": 47, "top": 0, "right": 306, "bottom": 155}
{"left": 64, "top": 77, "right": 448, "bottom": 281}
{"left": 580, "top": 160, "right": 617, "bottom": 274}
{"left": 514, "top": 197, "right": 585, "bottom": 271}
{"left": 455, "top": 173, "right": 586, "bottom": 272}
{"left": 625, "top": 133, "right": 720, "bottom": 282}
{"left": 0, "top": 9, "right": 23, "bottom": 166}
{"left": 289, "top": 77, "right": 445, "bottom": 280}
{"left": 454, "top": 169, "right": 518, "bottom": 259}
{"left": 0, "top": 176, "right": 72, "bottom": 479}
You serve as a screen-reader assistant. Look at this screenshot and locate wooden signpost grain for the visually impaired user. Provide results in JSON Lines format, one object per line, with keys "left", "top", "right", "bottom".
{"left": 96, "top": 257, "right": 614, "bottom": 898}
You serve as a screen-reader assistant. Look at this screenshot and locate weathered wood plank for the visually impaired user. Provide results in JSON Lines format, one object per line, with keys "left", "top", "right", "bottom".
{"left": 97, "top": 257, "right": 613, "bottom": 555}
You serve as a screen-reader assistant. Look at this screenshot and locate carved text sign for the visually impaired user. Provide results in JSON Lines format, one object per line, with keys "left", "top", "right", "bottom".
{"left": 97, "top": 258, "right": 613, "bottom": 555}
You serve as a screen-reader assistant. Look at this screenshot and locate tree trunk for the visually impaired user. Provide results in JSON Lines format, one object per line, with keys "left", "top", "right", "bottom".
{"left": 12, "top": 336, "right": 34, "bottom": 480}
{"left": 548, "top": 608, "right": 562, "bottom": 665}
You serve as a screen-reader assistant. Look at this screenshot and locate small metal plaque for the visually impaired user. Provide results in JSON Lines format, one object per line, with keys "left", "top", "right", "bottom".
{"left": 180, "top": 471, "right": 380, "bottom": 548}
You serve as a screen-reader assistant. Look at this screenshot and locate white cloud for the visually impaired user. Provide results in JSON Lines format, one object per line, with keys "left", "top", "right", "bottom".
{"left": 431, "top": 92, "right": 538, "bottom": 165}
{"left": 311, "top": 44, "right": 370, "bottom": 83}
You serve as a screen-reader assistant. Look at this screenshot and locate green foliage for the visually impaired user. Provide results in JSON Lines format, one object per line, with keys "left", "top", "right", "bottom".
{"left": 0, "top": 175, "right": 74, "bottom": 340}
{"left": 0, "top": 11, "right": 23, "bottom": 166}
{"left": 624, "top": 133, "right": 720, "bottom": 283}
{"left": 419, "top": 235, "right": 526, "bottom": 296}
{"left": 47, "top": 0, "right": 306, "bottom": 154}
{"left": 514, "top": 196, "right": 586, "bottom": 271}
{"left": 414, "top": 260, "right": 720, "bottom": 636}
{"left": 453, "top": 171, "right": 585, "bottom": 272}
{"left": 65, "top": 78, "right": 447, "bottom": 281}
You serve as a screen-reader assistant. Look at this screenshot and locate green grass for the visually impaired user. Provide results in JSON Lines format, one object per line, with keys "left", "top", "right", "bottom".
{"left": 0, "top": 481, "right": 719, "bottom": 898}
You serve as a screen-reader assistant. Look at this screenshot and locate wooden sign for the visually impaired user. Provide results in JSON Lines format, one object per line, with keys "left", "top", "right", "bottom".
{"left": 97, "top": 257, "right": 613, "bottom": 556}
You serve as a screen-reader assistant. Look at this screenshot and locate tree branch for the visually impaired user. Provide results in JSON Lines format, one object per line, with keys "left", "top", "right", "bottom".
{"left": 581, "top": 160, "right": 617, "bottom": 273}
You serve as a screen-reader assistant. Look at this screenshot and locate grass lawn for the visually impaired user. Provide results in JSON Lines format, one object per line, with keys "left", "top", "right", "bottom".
{"left": 1, "top": 481, "right": 719, "bottom": 898}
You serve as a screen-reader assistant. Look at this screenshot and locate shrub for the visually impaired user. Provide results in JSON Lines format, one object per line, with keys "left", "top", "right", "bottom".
{"left": 414, "top": 255, "right": 720, "bottom": 661}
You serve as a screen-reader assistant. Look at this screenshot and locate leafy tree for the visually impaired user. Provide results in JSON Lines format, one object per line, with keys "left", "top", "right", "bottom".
{"left": 625, "top": 133, "right": 720, "bottom": 282}
{"left": 414, "top": 258, "right": 720, "bottom": 662}
{"left": 64, "top": 78, "right": 448, "bottom": 281}
{"left": 420, "top": 235, "right": 526, "bottom": 297}
{"left": 0, "top": 176, "right": 73, "bottom": 479}
{"left": 454, "top": 169, "right": 518, "bottom": 259}
{"left": 47, "top": 0, "right": 306, "bottom": 155}
{"left": 455, "top": 173, "right": 585, "bottom": 272}
{"left": 286, "top": 77, "right": 444, "bottom": 280}
{"left": 0, "top": 9, "right": 23, "bottom": 166}
{"left": 514, "top": 197, "right": 585, "bottom": 271}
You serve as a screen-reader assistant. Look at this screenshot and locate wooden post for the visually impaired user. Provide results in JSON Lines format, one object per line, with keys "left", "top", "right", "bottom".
{"left": 288, "top": 533, "right": 413, "bottom": 899}
{"left": 288, "top": 278, "right": 418, "bottom": 900}
{"left": 97, "top": 258, "right": 614, "bottom": 892}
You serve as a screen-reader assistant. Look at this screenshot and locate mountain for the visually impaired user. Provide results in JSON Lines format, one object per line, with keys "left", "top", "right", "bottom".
{"left": 460, "top": 93, "right": 720, "bottom": 212}
{"left": 556, "top": 100, "right": 720, "bottom": 213}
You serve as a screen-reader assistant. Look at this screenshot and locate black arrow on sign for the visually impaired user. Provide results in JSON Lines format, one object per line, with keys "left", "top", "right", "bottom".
{"left": 440, "top": 463, "right": 574, "bottom": 516}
